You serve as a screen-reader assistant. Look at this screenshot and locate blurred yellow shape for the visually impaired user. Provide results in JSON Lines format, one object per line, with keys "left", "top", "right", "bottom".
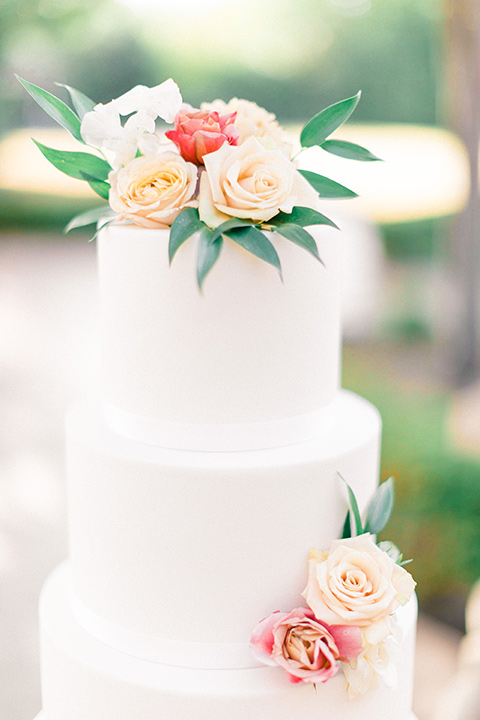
{"left": 0, "top": 124, "right": 471, "bottom": 224}
{"left": 0, "top": 129, "right": 96, "bottom": 197}
{"left": 296, "top": 124, "right": 470, "bottom": 224}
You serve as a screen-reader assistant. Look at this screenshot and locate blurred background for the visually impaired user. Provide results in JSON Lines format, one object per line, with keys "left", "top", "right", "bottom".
{"left": 2, "top": 0, "right": 480, "bottom": 718}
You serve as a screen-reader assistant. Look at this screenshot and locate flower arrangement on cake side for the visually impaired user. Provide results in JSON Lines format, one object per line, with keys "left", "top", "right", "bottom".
{"left": 17, "top": 76, "right": 380, "bottom": 287}
{"left": 250, "top": 477, "right": 416, "bottom": 698}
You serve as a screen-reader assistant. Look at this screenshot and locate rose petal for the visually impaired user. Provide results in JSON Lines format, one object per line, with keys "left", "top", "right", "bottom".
{"left": 329, "top": 624, "right": 363, "bottom": 662}
{"left": 250, "top": 611, "right": 286, "bottom": 666}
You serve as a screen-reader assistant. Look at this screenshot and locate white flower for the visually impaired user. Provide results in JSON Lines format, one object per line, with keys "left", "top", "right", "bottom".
{"left": 80, "top": 79, "right": 182, "bottom": 170}
{"left": 343, "top": 635, "right": 398, "bottom": 697}
{"left": 198, "top": 136, "right": 318, "bottom": 227}
{"left": 108, "top": 151, "right": 198, "bottom": 228}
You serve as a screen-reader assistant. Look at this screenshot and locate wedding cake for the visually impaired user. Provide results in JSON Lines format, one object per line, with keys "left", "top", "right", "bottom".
{"left": 18, "top": 76, "right": 417, "bottom": 720}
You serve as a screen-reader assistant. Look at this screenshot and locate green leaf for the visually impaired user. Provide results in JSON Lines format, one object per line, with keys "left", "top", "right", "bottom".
{"left": 225, "top": 226, "right": 282, "bottom": 277}
{"left": 16, "top": 75, "right": 83, "bottom": 142}
{"left": 299, "top": 170, "right": 358, "bottom": 199}
{"left": 64, "top": 205, "right": 111, "bottom": 233}
{"left": 80, "top": 172, "right": 110, "bottom": 200}
{"left": 55, "top": 83, "right": 96, "bottom": 119}
{"left": 341, "top": 511, "right": 352, "bottom": 539}
{"left": 321, "top": 139, "right": 382, "bottom": 162}
{"left": 197, "top": 228, "right": 223, "bottom": 289}
{"left": 300, "top": 92, "right": 361, "bottom": 148}
{"left": 273, "top": 223, "right": 323, "bottom": 264}
{"left": 269, "top": 206, "right": 339, "bottom": 230}
{"left": 210, "top": 218, "right": 255, "bottom": 243}
{"left": 339, "top": 473, "right": 363, "bottom": 537}
{"left": 364, "top": 477, "right": 395, "bottom": 535}
{"left": 33, "top": 141, "right": 111, "bottom": 181}
{"left": 169, "top": 208, "right": 205, "bottom": 263}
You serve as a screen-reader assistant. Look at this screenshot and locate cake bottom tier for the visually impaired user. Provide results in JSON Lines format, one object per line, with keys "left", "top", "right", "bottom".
{"left": 40, "top": 565, "right": 418, "bottom": 720}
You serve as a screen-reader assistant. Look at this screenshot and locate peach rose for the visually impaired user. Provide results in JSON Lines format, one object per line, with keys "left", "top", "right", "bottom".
{"left": 165, "top": 107, "right": 239, "bottom": 165}
{"left": 108, "top": 152, "right": 198, "bottom": 228}
{"left": 302, "top": 534, "right": 416, "bottom": 627}
{"left": 250, "top": 608, "right": 362, "bottom": 685}
{"left": 199, "top": 136, "right": 318, "bottom": 226}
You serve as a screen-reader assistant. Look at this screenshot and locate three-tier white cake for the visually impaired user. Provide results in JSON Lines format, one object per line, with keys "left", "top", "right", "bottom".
{"left": 35, "top": 222, "right": 417, "bottom": 719}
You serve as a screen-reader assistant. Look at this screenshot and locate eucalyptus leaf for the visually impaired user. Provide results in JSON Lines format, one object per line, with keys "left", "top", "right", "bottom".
{"left": 80, "top": 172, "right": 110, "bottom": 200}
{"left": 273, "top": 223, "right": 323, "bottom": 264}
{"left": 33, "top": 141, "right": 111, "bottom": 181}
{"left": 197, "top": 228, "right": 223, "bottom": 289}
{"left": 364, "top": 477, "right": 395, "bottom": 535}
{"left": 169, "top": 208, "right": 205, "bottom": 263}
{"left": 341, "top": 511, "right": 352, "bottom": 540}
{"left": 339, "top": 473, "right": 363, "bottom": 537}
{"left": 225, "top": 226, "right": 282, "bottom": 277}
{"left": 300, "top": 92, "right": 361, "bottom": 148}
{"left": 269, "top": 206, "right": 339, "bottom": 230}
{"left": 321, "top": 139, "right": 382, "bottom": 162}
{"left": 16, "top": 75, "right": 83, "bottom": 142}
{"left": 64, "top": 205, "right": 111, "bottom": 233}
{"left": 298, "top": 170, "right": 358, "bottom": 199}
{"left": 210, "top": 218, "right": 255, "bottom": 243}
{"left": 55, "top": 82, "right": 96, "bottom": 119}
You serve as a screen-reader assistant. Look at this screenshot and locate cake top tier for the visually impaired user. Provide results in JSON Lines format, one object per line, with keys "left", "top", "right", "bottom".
{"left": 98, "top": 223, "right": 342, "bottom": 451}
{"left": 18, "top": 77, "right": 380, "bottom": 450}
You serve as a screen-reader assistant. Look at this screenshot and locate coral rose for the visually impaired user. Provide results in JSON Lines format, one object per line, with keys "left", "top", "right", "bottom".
{"left": 165, "top": 107, "right": 239, "bottom": 165}
{"left": 202, "top": 97, "right": 292, "bottom": 154}
{"left": 198, "top": 136, "right": 318, "bottom": 227}
{"left": 108, "top": 152, "right": 198, "bottom": 228}
{"left": 302, "top": 534, "right": 416, "bottom": 627}
{"left": 250, "top": 608, "right": 362, "bottom": 685}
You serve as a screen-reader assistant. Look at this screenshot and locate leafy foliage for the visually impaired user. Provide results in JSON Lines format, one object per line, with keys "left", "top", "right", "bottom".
{"left": 298, "top": 170, "right": 358, "bottom": 199}
{"left": 300, "top": 92, "right": 361, "bottom": 148}
{"left": 321, "top": 139, "right": 381, "bottom": 162}
{"left": 56, "top": 83, "right": 96, "bottom": 119}
{"left": 169, "top": 208, "right": 205, "bottom": 263}
{"left": 224, "top": 225, "right": 282, "bottom": 278}
{"left": 197, "top": 228, "right": 223, "bottom": 289}
{"left": 341, "top": 475, "right": 397, "bottom": 548}
{"left": 33, "top": 141, "right": 111, "bottom": 181}
{"left": 16, "top": 76, "right": 84, "bottom": 143}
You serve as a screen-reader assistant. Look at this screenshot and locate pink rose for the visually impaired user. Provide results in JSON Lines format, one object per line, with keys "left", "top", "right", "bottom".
{"left": 165, "top": 107, "right": 239, "bottom": 165}
{"left": 250, "top": 608, "right": 362, "bottom": 684}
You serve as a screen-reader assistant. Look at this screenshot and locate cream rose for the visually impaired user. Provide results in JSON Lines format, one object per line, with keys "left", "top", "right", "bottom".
{"left": 199, "top": 136, "right": 318, "bottom": 227}
{"left": 302, "top": 534, "right": 416, "bottom": 627}
{"left": 108, "top": 152, "right": 198, "bottom": 228}
{"left": 201, "top": 97, "right": 292, "bottom": 154}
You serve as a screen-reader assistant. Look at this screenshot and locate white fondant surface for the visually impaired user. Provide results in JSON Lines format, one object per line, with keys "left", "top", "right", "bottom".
{"left": 98, "top": 224, "right": 342, "bottom": 436}
{"left": 66, "top": 392, "right": 381, "bottom": 646}
{"left": 40, "top": 564, "right": 418, "bottom": 720}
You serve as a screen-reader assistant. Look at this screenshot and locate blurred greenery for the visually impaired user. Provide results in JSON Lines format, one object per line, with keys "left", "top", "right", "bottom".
{"left": 344, "top": 344, "right": 480, "bottom": 630}
{"left": 1, "top": 0, "right": 443, "bottom": 134}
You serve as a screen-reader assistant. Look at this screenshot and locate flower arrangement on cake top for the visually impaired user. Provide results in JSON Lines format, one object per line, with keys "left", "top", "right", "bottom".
{"left": 250, "top": 477, "right": 416, "bottom": 697}
{"left": 17, "top": 76, "right": 380, "bottom": 287}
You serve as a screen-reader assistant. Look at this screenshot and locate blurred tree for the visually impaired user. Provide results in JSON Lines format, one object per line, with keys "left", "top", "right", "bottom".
{"left": 444, "top": 0, "right": 480, "bottom": 384}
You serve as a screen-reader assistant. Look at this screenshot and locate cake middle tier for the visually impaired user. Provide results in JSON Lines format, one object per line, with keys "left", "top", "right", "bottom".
{"left": 66, "top": 391, "right": 381, "bottom": 656}
{"left": 98, "top": 223, "right": 342, "bottom": 450}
